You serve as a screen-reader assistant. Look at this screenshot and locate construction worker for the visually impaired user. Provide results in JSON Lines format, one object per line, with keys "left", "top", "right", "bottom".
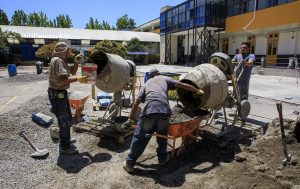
{"left": 48, "top": 42, "right": 87, "bottom": 155}
{"left": 123, "top": 68, "right": 204, "bottom": 173}
{"left": 232, "top": 42, "right": 255, "bottom": 101}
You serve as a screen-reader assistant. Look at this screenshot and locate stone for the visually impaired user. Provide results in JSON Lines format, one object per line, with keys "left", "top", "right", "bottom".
{"left": 234, "top": 153, "right": 247, "bottom": 162}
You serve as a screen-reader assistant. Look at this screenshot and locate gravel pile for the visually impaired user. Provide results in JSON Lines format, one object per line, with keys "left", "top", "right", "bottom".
{"left": 0, "top": 95, "right": 58, "bottom": 189}
{"left": 2, "top": 73, "right": 49, "bottom": 83}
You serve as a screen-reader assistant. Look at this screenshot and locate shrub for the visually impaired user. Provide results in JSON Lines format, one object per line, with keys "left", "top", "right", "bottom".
{"left": 148, "top": 54, "right": 160, "bottom": 64}
{"left": 93, "top": 40, "right": 127, "bottom": 58}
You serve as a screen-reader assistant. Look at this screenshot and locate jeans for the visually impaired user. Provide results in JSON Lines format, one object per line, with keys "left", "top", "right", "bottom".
{"left": 238, "top": 82, "right": 249, "bottom": 101}
{"left": 126, "top": 113, "right": 170, "bottom": 165}
{"left": 48, "top": 88, "right": 72, "bottom": 149}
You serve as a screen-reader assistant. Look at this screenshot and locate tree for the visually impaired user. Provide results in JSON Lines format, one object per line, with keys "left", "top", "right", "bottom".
{"left": 85, "top": 17, "right": 109, "bottom": 30}
{"left": 55, "top": 14, "right": 72, "bottom": 28}
{"left": 101, "top": 21, "right": 112, "bottom": 30}
{"left": 116, "top": 14, "right": 136, "bottom": 30}
{"left": 126, "top": 37, "right": 146, "bottom": 52}
{"left": 35, "top": 42, "right": 75, "bottom": 63}
{"left": 39, "top": 11, "right": 49, "bottom": 27}
{"left": 11, "top": 10, "right": 27, "bottom": 26}
{"left": 93, "top": 40, "right": 127, "bottom": 58}
{"left": 0, "top": 28, "right": 22, "bottom": 49}
{"left": 0, "top": 9, "right": 9, "bottom": 25}
{"left": 27, "top": 12, "right": 41, "bottom": 27}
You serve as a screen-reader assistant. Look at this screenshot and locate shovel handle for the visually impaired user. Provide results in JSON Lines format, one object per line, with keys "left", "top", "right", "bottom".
{"left": 276, "top": 102, "right": 289, "bottom": 159}
{"left": 19, "top": 131, "right": 38, "bottom": 151}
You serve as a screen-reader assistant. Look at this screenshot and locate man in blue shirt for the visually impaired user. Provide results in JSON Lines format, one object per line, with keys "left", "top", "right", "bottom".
{"left": 232, "top": 42, "right": 255, "bottom": 101}
{"left": 123, "top": 68, "right": 204, "bottom": 173}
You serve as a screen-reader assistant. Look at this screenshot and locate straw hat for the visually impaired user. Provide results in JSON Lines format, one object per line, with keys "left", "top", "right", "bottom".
{"left": 54, "top": 42, "right": 69, "bottom": 53}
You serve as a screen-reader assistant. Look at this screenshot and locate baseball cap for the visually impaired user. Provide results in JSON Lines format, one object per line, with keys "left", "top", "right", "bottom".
{"left": 149, "top": 68, "right": 160, "bottom": 78}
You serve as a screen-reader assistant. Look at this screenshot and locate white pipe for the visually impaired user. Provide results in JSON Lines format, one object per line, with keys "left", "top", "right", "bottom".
{"left": 243, "top": 0, "right": 257, "bottom": 31}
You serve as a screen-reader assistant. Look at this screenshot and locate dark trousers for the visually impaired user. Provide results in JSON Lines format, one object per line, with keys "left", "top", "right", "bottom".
{"left": 48, "top": 88, "right": 72, "bottom": 149}
{"left": 126, "top": 113, "right": 170, "bottom": 165}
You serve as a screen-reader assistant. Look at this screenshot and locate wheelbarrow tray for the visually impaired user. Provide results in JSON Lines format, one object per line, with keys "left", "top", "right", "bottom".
{"left": 168, "top": 116, "right": 204, "bottom": 138}
{"left": 68, "top": 91, "right": 90, "bottom": 108}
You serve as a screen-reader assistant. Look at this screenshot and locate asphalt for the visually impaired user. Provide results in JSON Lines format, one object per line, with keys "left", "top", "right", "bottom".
{"left": 0, "top": 65, "right": 299, "bottom": 123}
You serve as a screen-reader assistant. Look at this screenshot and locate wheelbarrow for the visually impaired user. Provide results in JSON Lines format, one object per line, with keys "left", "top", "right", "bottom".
{"left": 147, "top": 115, "right": 206, "bottom": 157}
{"left": 68, "top": 91, "right": 90, "bottom": 121}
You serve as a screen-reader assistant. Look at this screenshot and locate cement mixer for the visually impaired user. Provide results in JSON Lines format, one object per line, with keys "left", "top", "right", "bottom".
{"left": 177, "top": 52, "right": 251, "bottom": 132}
{"left": 87, "top": 51, "right": 139, "bottom": 137}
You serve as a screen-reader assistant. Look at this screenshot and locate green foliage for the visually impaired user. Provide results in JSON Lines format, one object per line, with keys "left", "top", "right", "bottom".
{"left": 126, "top": 37, "right": 146, "bottom": 52}
{"left": 35, "top": 42, "right": 75, "bottom": 63}
{"left": 54, "top": 14, "right": 72, "bottom": 28}
{"left": 85, "top": 17, "right": 101, "bottom": 29}
{"left": 116, "top": 14, "right": 136, "bottom": 30}
{"left": 148, "top": 54, "right": 160, "bottom": 64}
{"left": 0, "top": 28, "right": 22, "bottom": 49}
{"left": 11, "top": 10, "right": 27, "bottom": 26}
{"left": 27, "top": 11, "right": 49, "bottom": 27}
{"left": 0, "top": 28, "right": 6, "bottom": 49}
{"left": 93, "top": 40, "right": 127, "bottom": 58}
{"left": 101, "top": 21, "right": 111, "bottom": 30}
{"left": 85, "top": 18, "right": 112, "bottom": 30}
{"left": 0, "top": 9, "right": 9, "bottom": 25}
{"left": 35, "top": 43, "right": 55, "bottom": 62}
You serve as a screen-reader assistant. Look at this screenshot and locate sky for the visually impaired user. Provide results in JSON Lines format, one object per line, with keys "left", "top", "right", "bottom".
{"left": 1, "top": 0, "right": 183, "bottom": 28}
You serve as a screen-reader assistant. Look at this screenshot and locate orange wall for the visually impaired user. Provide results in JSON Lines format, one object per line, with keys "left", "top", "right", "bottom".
{"left": 226, "top": 1, "right": 300, "bottom": 33}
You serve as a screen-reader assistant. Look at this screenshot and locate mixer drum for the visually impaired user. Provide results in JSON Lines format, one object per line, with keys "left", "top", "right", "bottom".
{"left": 91, "top": 52, "right": 132, "bottom": 93}
{"left": 177, "top": 64, "right": 228, "bottom": 109}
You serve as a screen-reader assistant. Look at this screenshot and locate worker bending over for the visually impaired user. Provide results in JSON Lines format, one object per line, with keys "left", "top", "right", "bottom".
{"left": 123, "top": 68, "right": 204, "bottom": 173}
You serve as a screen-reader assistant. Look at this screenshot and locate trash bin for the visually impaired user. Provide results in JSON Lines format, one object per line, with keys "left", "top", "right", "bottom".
{"left": 36, "top": 61, "right": 43, "bottom": 74}
{"left": 261, "top": 57, "right": 265, "bottom": 68}
{"left": 7, "top": 64, "right": 17, "bottom": 77}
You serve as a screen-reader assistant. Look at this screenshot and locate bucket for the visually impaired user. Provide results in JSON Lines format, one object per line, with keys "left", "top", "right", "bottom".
{"left": 177, "top": 64, "right": 228, "bottom": 109}
{"left": 114, "top": 116, "right": 130, "bottom": 133}
{"left": 7, "top": 64, "right": 17, "bottom": 77}
{"left": 82, "top": 63, "right": 98, "bottom": 84}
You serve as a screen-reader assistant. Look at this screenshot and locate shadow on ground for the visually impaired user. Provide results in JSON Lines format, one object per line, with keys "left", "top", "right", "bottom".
{"left": 132, "top": 139, "right": 241, "bottom": 187}
{"left": 57, "top": 152, "right": 112, "bottom": 173}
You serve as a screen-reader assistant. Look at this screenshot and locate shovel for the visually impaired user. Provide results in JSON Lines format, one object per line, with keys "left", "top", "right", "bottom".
{"left": 276, "top": 102, "right": 292, "bottom": 166}
{"left": 19, "top": 131, "right": 49, "bottom": 158}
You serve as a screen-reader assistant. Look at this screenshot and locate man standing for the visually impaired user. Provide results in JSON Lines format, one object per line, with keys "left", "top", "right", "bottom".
{"left": 232, "top": 42, "right": 255, "bottom": 101}
{"left": 123, "top": 68, "right": 204, "bottom": 173}
{"left": 48, "top": 42, "right": 86, "bottom": 155}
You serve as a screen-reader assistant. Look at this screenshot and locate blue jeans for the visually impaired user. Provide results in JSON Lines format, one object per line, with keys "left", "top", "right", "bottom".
{"left": 238, "top": 82, "right": 249, "bottom": 101}
{"left": 48, "top": 88, "right": 72, "bottom": 149}
{"left": 126, "top": 113, "right": 170, "bottom": 165}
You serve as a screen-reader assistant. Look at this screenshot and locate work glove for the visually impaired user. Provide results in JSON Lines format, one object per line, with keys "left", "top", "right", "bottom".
{"left": 74, "top": 54, "right": 84, "bottom": 64}
{"left": 192, "top": 89, "right": 205, "bottom": 98}
{"left": 122, "top": 118, "right": 136, "bottom": 130}
{"left": 77, "top": 76, "right": 88, "bottom": 83}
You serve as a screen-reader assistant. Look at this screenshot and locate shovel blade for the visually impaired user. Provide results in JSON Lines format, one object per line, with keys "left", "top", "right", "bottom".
{"left": 31, "top": 149, "right": 49, "bottom": 157}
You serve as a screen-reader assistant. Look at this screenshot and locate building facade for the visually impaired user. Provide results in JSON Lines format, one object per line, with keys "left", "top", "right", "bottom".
{"left": 0, "top": 25, "right": 160, "bottom": 61}
{"left": 160, "top": 0, "right": 300, "bottom": 67}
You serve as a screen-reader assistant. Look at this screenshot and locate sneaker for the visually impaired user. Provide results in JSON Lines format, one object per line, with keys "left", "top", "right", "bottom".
{"left": 59, "top": 146, "right": 79, "bottom": 155}
{"left": 159, "top": 153, "right": 170, "bottom": 166}
{"left": 123, "top": 161, "right": 134, "bottom": 173}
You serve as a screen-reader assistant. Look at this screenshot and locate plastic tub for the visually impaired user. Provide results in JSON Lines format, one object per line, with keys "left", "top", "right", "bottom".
{"left": 82, "top": 63, "right": 98, "bottom": 84}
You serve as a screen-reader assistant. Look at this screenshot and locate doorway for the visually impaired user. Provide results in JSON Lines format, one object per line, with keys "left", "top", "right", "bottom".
{"left": 266, "top": 33, "right": 278, "bottom": 64}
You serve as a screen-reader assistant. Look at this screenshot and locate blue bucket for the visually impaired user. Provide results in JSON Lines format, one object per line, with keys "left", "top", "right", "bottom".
{"left": 7, "top": 64, "right": 17, "bottom": 77}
